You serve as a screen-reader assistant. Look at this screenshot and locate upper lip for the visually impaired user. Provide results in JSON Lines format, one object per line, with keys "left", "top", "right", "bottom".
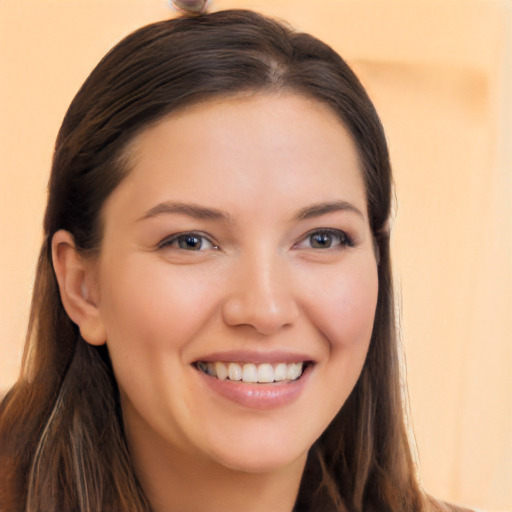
{"left": 192, "top": 350, "right": 315, "bottom": 365}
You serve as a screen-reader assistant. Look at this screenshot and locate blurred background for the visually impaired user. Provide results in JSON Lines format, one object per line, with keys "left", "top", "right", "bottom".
{"left": 0, "top": 0, "right": 510, "bottom": 510}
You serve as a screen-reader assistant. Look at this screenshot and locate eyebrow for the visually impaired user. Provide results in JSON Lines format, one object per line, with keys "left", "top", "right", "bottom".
{"left": 294, "top": 201, "right": 365, "bottom": 221}
{"left": 138, "top": 201, "right": 232, "bottom": 223}
{"left": 138, "top": 200, "right": 364, "bottom": 224}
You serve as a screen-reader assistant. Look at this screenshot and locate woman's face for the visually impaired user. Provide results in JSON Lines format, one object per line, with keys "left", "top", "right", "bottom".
{"left": 92, "top": 93, "right": 378, "bottom": 474}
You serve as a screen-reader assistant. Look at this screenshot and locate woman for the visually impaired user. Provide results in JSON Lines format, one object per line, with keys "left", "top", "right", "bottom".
{"left": 0, "top": 5, "right": 473, "bottom": 512}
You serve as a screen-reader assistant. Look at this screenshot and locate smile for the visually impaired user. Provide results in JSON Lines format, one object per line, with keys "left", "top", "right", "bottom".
{"left": 195, "top": 361, "right": 307, "bottom": 383}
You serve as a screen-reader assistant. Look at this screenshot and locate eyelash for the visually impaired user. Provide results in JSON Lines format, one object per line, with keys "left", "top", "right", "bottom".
{"left": 158, "top": 228, "right": 353, "bottom": 252}
{"left": 158, "top": 232, "right": 218, "bottom": 251}
{"left": 295, "top": 228, "right": 354, "bottom": 250}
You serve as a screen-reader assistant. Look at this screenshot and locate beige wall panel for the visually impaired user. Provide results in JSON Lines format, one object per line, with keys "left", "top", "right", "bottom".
{"left": 1, "top": 1, "right": 510, "bottom": 510}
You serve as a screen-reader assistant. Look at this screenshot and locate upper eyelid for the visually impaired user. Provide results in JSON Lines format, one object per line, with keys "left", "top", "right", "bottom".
{"left": 301, "top": 227, "right": 350, "bottom": 239}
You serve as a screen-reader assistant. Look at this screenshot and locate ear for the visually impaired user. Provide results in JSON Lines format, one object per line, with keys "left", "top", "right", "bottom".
{"left": 51, "top": 230, "right": 107, "bottom": 346}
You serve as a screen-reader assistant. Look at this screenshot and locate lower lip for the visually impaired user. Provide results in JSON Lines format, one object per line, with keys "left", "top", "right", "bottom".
{"left": 196, "top": 365, "right": 312, "bottom": 410}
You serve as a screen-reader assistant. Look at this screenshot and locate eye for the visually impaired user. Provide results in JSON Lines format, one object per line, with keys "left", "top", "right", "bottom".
{"left": 296, "top": 229, "right": 353, "bottom": 250}
{"left": 159, "top": 232, "right": 217, "bottom": 251}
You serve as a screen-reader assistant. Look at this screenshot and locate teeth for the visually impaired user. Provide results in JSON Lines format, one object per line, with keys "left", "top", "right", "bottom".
{"left": 287, "top": 362, "right": 303, "bottom": 381}
{"left": 215, "top": 362, "right": 228, "bottom": 380}
{"left": 228, "top": 362, "right": 242, "bottom": 381}
{"left": 197, "top": 361, "right": 306, "bottom": 383}
{"left": 274, "top": 363, "right": 287, "bottom": 382}
{"left": 242, "top": 364, "right": 258, "bottom": 383}
{"left": 257, "top": 363, "right": 274, "bottom": 383}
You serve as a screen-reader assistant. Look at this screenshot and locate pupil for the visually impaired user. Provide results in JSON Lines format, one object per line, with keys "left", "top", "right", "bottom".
{"left": 179, "top": 235, "right": 202, "bottom": 250}
{"left": 311, "top": 233, "right": 332, "bottom": 248}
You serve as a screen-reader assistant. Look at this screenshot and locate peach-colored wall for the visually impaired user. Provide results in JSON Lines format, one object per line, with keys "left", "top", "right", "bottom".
{"left": 1, "top": 1, "right": 510, "bottom": 510}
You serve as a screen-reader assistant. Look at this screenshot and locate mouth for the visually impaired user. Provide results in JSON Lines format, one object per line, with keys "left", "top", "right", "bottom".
{"left": 194, "top": 361, "right": 312, "bottom": 384}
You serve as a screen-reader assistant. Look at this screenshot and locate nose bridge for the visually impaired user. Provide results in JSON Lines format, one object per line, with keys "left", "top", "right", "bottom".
{"left": 222, "top": 244, "right": 299, "bottom": 335}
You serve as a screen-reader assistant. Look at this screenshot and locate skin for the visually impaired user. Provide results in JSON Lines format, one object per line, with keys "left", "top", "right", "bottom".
{"left": 53, "top": 93, "right": 379, "bottom": 512}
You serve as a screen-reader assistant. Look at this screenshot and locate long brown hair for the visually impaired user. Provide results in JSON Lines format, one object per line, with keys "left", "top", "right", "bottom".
{"left": 0, "top": 9, "right": 466, "bottom": 512}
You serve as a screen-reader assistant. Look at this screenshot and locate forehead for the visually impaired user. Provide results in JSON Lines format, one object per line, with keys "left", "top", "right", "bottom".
{"left": 107, "top": 92, "right": 367, "bottom": 223}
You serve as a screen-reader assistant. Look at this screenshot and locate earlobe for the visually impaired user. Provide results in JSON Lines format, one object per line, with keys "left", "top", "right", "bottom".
{"left": 51, "top": 230, "right": 107, "bottom": 346}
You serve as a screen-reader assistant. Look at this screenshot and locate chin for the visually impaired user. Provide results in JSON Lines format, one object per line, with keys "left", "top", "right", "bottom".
{"left": 204, "top": 436, "right": 310, "bottom": 475}
{"left": 217, "top": 453, "right": 306, "bottom": 475}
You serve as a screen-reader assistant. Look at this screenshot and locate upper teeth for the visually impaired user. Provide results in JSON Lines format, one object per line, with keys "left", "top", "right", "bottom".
{"left": 197, "top": 362, "right": 305, "bottom": 383}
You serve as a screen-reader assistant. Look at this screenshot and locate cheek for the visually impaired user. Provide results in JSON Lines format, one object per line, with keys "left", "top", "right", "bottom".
{"left": 97, "top": 256, "right": 221, "bottom": 364}
{"left": 96, "top": 257, "right": 224, "bottom": 435}
{"left": 306, "top": 258, "right": 379, "bottom": 351}
{"left": 294, "top": 257, "right": 378, "bottom": 438}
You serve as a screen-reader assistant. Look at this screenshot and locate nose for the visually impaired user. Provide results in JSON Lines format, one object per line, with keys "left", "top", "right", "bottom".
{"left": 221, "top": 252, "right": 299, "bottom": 336}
